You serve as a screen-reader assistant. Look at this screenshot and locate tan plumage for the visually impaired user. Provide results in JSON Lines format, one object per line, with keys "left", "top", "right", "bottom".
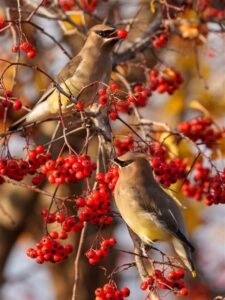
{"left": 10, "top": 24, "right": 121, "bottom": 130}
{"left": 114, "top": 153, "right": 195, "bottom": 275}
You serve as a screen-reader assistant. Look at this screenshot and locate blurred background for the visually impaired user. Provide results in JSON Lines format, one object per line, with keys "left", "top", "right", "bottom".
{"left": 0, "top": 0, "right": 225, "bottom": 299}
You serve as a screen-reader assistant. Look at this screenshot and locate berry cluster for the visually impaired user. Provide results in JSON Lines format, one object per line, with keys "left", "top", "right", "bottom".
{"left": 26, "top": 208, "right": 85, "bottom": 264}
{"left": 149, "top": 67, "right": 182, "bottom": 95}
{"left": 96, "top": 165, "right": 119, "bottom": 191}
{"left": 149, "top": 142, "right": 187, "bottom": 187}
{"left": 82, "top": 0, "right": 98, "bottom": 12}
{"left": 98, "top": 88, "right": 109, "bottom": 105}
{"left": 26, "top": 236, "right": 73, "bottom": 264}
{"left": 131, "top": 85, "right": 151, "bottom": 107}
{"left": 152, "top": 33, "right": 168, "bottom": 48}
{"left": 0, "top": 145, "right": 50, "bottom": 183}
{"left": 77, "top": 166, "right": 120, "bottom": 225}
{"left": 42, "top": 208, "right": 84, "bottom": 234}
{"left": 12, "top": 41, "right": 37, "bottom": 59}
{"left": 182, "top": 162, "right": 225, "bottom": 205}
{"left": 98, "top": 85, "right": 130, "bottom": 116}
{"left": 95, "top": 283, "right": 130, "bottom": 300}
{"left": 115, "top": 137, "right": 134, "bottom": 156}
{"left": 197, "top": 0, "right": 225, "bottom": 18}
{"left": 59, "top": 0, "right": 75, "bottom": 11}
{"left": 178, "top": 117, "right": 224, "bottom": 148}
{"left": 42, "top": 154, "right": 96, "bottom": 184}
{"left": 1, "top": 90, "right": 23, "bottom": 110}
{"left": 78, "top": 189, "right": 112, "bottom": 225}
{"left": 85, "top": 238, "right": 116, "bottom": 264}
{"left": 108, "top": 82, "right": 151, "bottom": 117}
{"left": 140, "top": 268, "right": 188, "bottom": 297}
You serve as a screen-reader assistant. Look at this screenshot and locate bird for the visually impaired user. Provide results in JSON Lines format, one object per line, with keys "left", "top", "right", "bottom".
{"left": 9, "top": 24, "right": 122, "bottom": 131}
{"left": 113, "top": 152, "right": 196, "bottom": 276}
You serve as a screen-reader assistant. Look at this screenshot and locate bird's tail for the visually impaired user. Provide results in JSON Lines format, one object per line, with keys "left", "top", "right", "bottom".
{"left": 172, "top": 237, "right": 196, "bottom": 277}
{"left": 8, "top": 115, "right": 28, "bottom": 131}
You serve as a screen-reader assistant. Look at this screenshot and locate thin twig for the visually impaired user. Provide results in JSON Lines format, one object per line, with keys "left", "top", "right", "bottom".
{"left": 72, "top": 222, "right": 88, "bottom": 300}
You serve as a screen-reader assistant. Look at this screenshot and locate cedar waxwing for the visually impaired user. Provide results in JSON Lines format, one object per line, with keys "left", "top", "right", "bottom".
{"left": 113, "top": 153, "right": 196, "bottom": 276}
{"left": 9, "top": 24, "right": 122, "bottom": 130}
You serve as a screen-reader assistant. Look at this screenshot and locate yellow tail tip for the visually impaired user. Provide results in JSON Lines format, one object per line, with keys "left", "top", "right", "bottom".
{"left": 192, "top": 271, "right": 197, "bottom": 278}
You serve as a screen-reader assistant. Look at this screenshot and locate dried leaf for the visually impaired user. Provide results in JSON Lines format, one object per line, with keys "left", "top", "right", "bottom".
{"left": 188, "top": 100, "right": 210, "bottom": 117}
{"left": 150, "top": 0, "right": 156, "bottom": 13}
{"left": 58, "top": 10, "right": 87, "bottom": 35}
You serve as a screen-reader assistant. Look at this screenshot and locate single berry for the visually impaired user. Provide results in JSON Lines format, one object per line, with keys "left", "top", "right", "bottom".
{"left": 117, "top": 29, "right": 128, "bottom": 39}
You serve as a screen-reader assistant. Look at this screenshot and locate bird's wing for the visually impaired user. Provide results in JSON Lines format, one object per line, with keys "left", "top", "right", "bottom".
{"left": 34, "top": 86, "right": 55, "bottom": 106}
{"left": 55, "top": 54, "right": 82, "bottom": 83}
{"left": 35, "top": 55, "right": 83, "bottom": 106}
{"left": 139, "top": 185, "right": 194, "bottom": 251}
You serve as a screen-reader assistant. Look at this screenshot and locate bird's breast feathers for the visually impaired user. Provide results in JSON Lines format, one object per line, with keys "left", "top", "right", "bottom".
{"left": 115, "top": 187, "right": 170, "bottom": 243}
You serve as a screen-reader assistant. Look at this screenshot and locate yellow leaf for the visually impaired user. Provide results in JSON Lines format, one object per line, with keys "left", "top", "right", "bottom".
{"left": 58, "top": 10, "right": 88, "bottom": 35}
{"left": 188, "top": 100, "right": 210, "bottom": 117}
{"left": 179, "top": 22, "right": 199, "bottom": 39}
{"left": 165, "top": 90, "right": 185, "bottom": 115}
{"left": 179, "top": 8, "right": 197, "bottom": 20}
{"left": 160, "top": 132, "right": 178, "bottom": 156}
{"left": 183, "top": 201, "right": 204, "bottom": 233}
{"left": 150, "top": 0, "right": 156, "bottom": 13}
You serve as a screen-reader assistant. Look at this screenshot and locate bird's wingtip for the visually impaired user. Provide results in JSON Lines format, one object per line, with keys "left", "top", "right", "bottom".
{"left": 192, "top": 270, "right": 197, "bottom": 278}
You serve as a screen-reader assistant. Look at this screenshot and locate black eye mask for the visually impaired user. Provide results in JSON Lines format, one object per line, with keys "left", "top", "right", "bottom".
{"left": 113, "top": 158, "right": 134, "bottom": 168}
{"left": 95, "top": 29, "right": 117, "bottom": 38}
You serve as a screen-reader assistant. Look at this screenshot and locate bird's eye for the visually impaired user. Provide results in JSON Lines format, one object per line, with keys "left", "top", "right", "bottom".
{"left": 98, "top": 31, "right": 108, "bottom": 38}
{"left": 95, "top": 29, "right": 116, "bottom": 38}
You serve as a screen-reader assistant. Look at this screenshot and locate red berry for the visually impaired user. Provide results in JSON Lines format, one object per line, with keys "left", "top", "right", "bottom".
{"left": 99, "top": 95, "right": 108, "bottom": 105}
{"left": 75, "top": 197, "right": 86, "bottom": 207}
{"left": 98, "top": 88, "right": 107, "bottom": 95}
{"left": 121, "top": 287, "right": 130, "bottom": 297}
{"left": 147, "top": 276, "right": 154, "bottom": 284}
{"left": 108, "top": 237, "right": 116, "bottom": 246}
{"left": 12, "top": 45, "right": 19, "bottom": 53}
{"left": 109, "top": 111, "right": 118, "bottom": 121}
{"left": 167, "top": 271, "right": 177, "bottom": 281}
{"left": 128, "top": 96, "right": 136, "bottom": 103}
{"left": 32, "top": 177, "right": 41, "bottom": 185}
{"left": 155, "top": 269, "right": 162, "bottom": 277}
{"left": 176, "top": 268, "right": 185, "bottom": 278}
{"left": 140, "top": 281, "right": 148, "bottom": 290}
{"left": 50, "top": 231, "right": 58, "bottom": 239}
{"left": 55, "top": 213, "right": 65, "bottom": 223}
{"left": 20, "top": 41, "right": 32, "bottom": 52}
{"left": 59, "top": 231, "right": 68, "bottom": 239}
{"left": 109, "top": 82, "right": 119, "bottom": 90}
{"left": 13, "top": 99, "right": 22, "bottom": 110}
{"left": 41, "top": 208, "right": 48, "bottom": 216}
{"left": 75, "top": 102, "right": 84, "bottom": 111}
{"left": 27, "top": 49, "right": 37, "bottom": 59}
{"left": 178, "top": 288, "right": 189, "bottom": 297}
{"left": 59, "top": 0, "right": 74, "bottom": 10}
{"left": 117, "top": 29, "right": 128, "bottom": 39}
{"left": 0, "top": 17, "right": 5, "bottom": 29}
{"left": 65, "top": 244, "right": 73, "bottom": 253}
{"left": 36, "top": 256, "right": 44, "bottom": 264}
{"left": 75, "top": 171, "right": 84, "bottom": 180}
{"left": 2, "top": 100, "right": 10, "bottom": 108}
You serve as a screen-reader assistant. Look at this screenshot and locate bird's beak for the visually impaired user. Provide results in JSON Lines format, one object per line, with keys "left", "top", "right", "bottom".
{"left": 112, "top": 158, "right": 134, "bottom": 168}
{"left": 105, "top": 29, "right": 122, "bottom": 44}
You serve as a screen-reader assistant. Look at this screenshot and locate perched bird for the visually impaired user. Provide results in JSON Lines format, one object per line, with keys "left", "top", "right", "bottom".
{"left": 9, "top": 24, "right": 122, "bottom": 130}
{"left": 113, "top": 153, "right": 196, "bottom": 276}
